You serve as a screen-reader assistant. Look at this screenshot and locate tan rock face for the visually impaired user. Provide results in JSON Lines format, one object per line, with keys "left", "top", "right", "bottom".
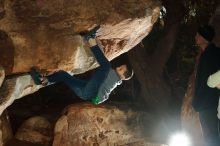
{"left": 0, "top": 67, "right": 4, "bottom": 87}
{"left": 181, "top": 74, "right": 204, "bottom": 146}
{"left": 15, "top": 116, "right": 53, "bottom": 146}
{"left": 0, "top": 111, "right": 13, "bottom": 146}
{"left": 0, "top": 74, "right": 42, "bottom": 115}
{"left": 53, "top": 103, "right": 167, "bottom": 146}
{"left": 0, "top": 0, "right": 161, "bottom": 75}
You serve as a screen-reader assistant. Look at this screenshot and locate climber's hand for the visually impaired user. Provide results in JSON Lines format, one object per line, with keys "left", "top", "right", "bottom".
{"left": 88, "top": 38, "right": 97, "bottom": 47}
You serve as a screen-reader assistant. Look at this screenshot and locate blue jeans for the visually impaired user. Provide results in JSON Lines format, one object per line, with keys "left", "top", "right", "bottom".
{"left": 47, "top": 45, "right": 111, "bottom": 100}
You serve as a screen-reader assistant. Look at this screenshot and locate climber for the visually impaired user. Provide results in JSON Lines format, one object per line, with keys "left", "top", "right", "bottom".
{"left": 30, "top": 26, "right": 134, "bottom": 105}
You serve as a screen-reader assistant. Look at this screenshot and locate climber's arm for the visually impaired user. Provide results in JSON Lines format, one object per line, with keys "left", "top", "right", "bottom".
{"left": 89, "top": 38, "right": 111, "bottom": 68}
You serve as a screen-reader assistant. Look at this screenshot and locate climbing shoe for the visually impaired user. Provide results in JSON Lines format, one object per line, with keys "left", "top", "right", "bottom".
{"left": 29, "top": 68, "right": 43, "bottom": 85}
{"left": 81, "top": 25, "right": 100, "bottom": 41}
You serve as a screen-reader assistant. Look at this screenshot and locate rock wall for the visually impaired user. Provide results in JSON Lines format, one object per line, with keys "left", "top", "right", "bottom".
{"left": 15, "top": 116, "right": 53, "bottom": 146}
{"left": 181, "top": 73, "right": 204, "bottom": 146}
{"left": 0, "top": 74, "right": 41, "bottom": 115}
{"left": 52, "top": 103, "right": 167, "bottom": 146}
{"left": 0, "top": 0, "right": 161, "bottom": 75}
{"left": 5, "top": 103, "right": 168, "bottom": 146}
{"left": 0, "top": 111, "right": 13, "bottom": 146}
{"left": 0, "top": 67, "right": 4, "bottom": 88}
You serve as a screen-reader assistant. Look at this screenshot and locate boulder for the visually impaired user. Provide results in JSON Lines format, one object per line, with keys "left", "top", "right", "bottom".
{"left": 15, "top": 116, "right": 53, "bottom": 146}
{"left": 0, "top": 74, "right": 41, "bottom": 115}
{"left": 0, "top": 0, "right": 161, "bottom": 75}
{"left": 0, "top": 67, "right": 4, "bottom": 88}
{"left": 53, "top": 103, "right": 167, "bottom": 146}
{"left": 0, "top": 111, "right": 13, "bottom": 146}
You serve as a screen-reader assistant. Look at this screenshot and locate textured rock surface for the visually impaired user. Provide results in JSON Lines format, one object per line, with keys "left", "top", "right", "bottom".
{"left": 0, "top": 67, "right": 4, "bottom": 88}
{"left": 0, "top": 111, "right": 13, "bottom": 146}
{"left": 0, "top": 74, "right": 41, "bottom": 115}
{"left": 53, "top": 103, "right": 167, "bottom": 146}
{"left": 15, "top": 116, "right": 53, "bottom": 146}
{"left": 0, "top": 0, "right": 161, "bottom": 75}
{"left": 181, "top": 73, "right": 204, "bottom": 146}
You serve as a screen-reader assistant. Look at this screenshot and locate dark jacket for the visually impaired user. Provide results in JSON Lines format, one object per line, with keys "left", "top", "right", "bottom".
{"left": 193, "top": 43, "right": 220, "bottom": 111}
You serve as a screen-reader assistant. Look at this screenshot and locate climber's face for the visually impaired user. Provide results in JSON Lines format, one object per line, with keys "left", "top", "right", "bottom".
{"left": 116, "top": 65, "right": 127, "bottom": 80}
{"left": 217, "top": 83, "right": 220, "bottom": 89}
{"left": 195, "top": 33, "right": 208, "bottom": 51}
